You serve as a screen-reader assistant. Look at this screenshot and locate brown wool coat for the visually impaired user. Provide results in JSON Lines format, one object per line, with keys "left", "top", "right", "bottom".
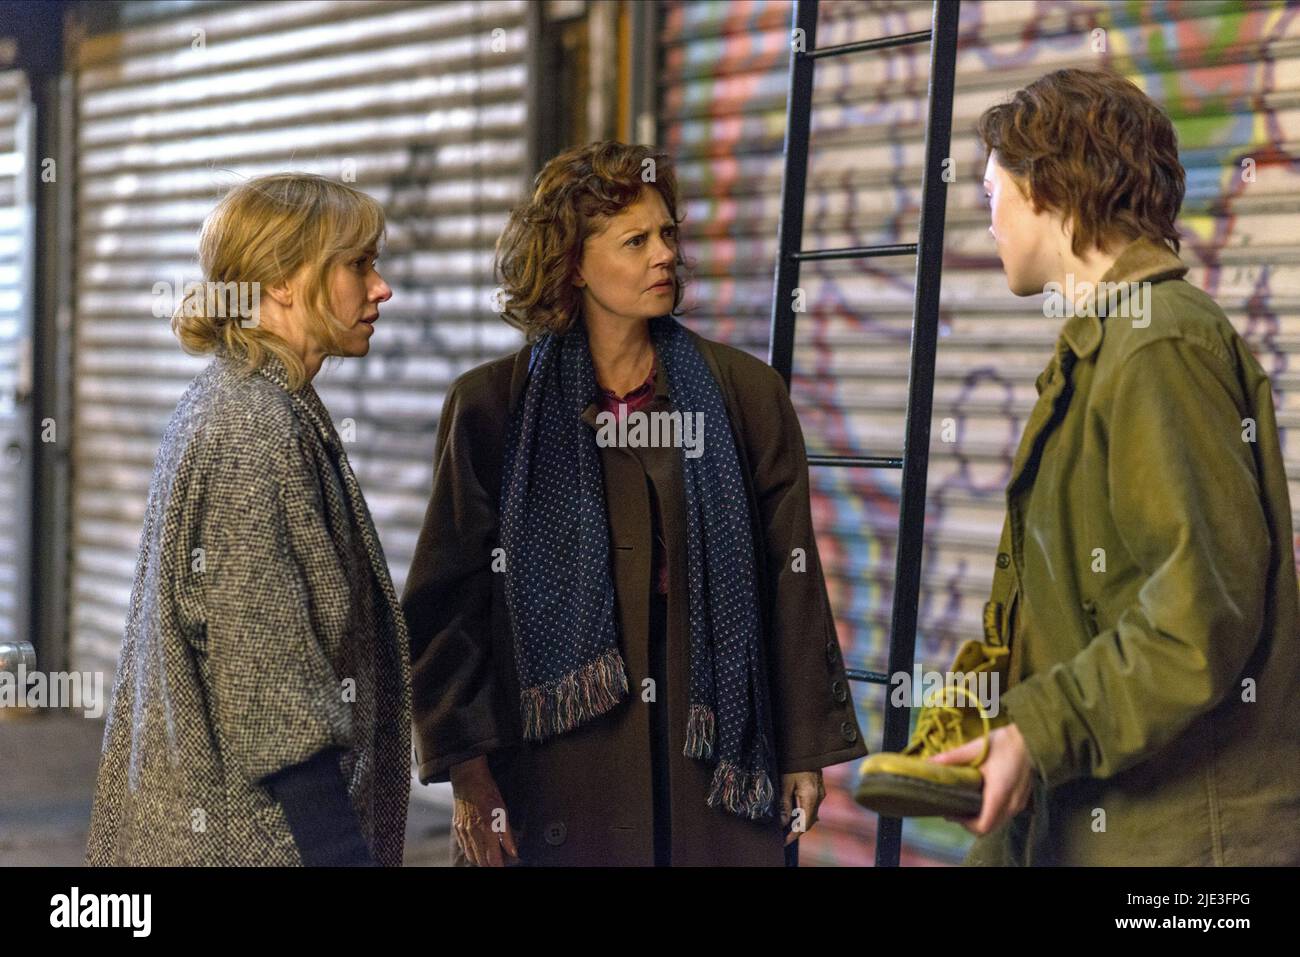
{"left": 402, "top": 328, "right": 867, "bottom": 866}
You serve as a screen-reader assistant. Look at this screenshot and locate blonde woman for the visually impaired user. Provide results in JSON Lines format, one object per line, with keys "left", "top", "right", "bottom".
{"left": 86, "top": 174, "right": 412, "bottom": 866}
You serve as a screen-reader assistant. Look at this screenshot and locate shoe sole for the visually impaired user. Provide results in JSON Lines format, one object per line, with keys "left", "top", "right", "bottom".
{"left": 854, "top": 773, "right": 983, "bottom": 819}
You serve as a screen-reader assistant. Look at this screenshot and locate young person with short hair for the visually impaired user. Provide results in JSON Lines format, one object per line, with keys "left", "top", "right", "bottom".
{"left": 945, "top": 68, "right": 1298, "bottom": 865}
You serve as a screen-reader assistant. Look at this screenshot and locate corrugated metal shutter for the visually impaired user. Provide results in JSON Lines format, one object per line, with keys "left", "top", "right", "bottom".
{"left": 660, "top": 0, "right": 1300, "bottom": 863}
{"left": 0, "top": 69, "right": 28, "bottom": 645}
{"left": 71, "top": 0, "right": 529, "bottom": 679}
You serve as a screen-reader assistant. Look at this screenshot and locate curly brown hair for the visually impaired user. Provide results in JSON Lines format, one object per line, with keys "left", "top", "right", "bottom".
{"left": 976, "top": 68, "right": 1185, "bottom": 256}
{"left": 495, "top": 141, "right": 686, "bottom": 339}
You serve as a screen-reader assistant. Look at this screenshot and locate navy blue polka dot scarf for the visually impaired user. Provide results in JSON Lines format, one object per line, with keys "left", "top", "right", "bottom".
{"left": 500, "top": 314, "right": 777, "bottom": 820}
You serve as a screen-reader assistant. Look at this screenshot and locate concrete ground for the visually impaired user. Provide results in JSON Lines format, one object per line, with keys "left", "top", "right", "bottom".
{"left": 0, "top": 710, "right": 453, "bottom": 866}
{"left": 1, "top": 710, "right": 958, "bottom": 867}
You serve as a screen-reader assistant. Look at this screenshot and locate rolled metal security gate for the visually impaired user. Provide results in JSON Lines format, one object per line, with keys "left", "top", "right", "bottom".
{"left": 70, "top": 0, "right": 531, "bottom": 685}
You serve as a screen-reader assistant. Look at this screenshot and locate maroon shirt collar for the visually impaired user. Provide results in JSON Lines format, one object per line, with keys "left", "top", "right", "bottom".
{"left": 596, "top": 363, "right": 658, "bottom": 413}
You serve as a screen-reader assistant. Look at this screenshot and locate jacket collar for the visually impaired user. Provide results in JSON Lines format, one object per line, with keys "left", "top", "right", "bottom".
{"left": 1059, "top": 237, "right": 1188, "bottom": 360}
{"left": 249, "top": 350, "right": 342, "bottom": 451}
{"left": 509, "top": 341, "right": 531, "bottom": 410}
{"left": 1010, "top": 238, "right": 1190, "bottom": 524}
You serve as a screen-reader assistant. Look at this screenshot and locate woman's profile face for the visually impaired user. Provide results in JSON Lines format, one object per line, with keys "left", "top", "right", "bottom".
{"left": 326, "top": 245, "right": 392, "bottom": 356}
{"left": 983, "top": 150, "right": 1054, "bottom": 297}
{"left": 573, "top": 185, "right": 678, "bottom": 326}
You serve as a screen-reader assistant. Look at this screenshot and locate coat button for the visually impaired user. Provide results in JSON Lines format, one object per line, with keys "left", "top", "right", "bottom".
{"left": 831, "top": 680, "right": 847, "bottom": 704}
{"left": 996, "top": 552, "right": 1011, "bottom": 569}
{"left": 545, "top": 821, "right": 566, "bottom": 846}
{"left": 825, "top": 640, "right": 839, "bottom": 665}
{"left": 840, "top": 721, "right": 858, "bottom": 744}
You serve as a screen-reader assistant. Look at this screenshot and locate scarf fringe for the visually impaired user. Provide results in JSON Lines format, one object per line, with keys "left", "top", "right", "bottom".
{"left": 520, "top": 647, "right": 629, "bottom": 741}
{"left": 705, "top": 758, "right": 776, "bottom": 821}
{"left": 684, "top": 703, "right": 716, "bottom": 759}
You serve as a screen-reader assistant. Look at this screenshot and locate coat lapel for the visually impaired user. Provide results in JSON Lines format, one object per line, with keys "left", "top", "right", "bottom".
{"left": 255, "top": 354, "right": 411, "bottom": 656}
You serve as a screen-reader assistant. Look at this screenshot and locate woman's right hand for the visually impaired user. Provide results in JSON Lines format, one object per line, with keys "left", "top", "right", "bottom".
{"left": 449, "top": 755, "right": 521, "bottom": 866}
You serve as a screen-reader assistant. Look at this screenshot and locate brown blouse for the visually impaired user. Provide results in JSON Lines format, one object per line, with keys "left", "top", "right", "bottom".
{"left": 595, "top": 364, "right": 669, "bottom": 595}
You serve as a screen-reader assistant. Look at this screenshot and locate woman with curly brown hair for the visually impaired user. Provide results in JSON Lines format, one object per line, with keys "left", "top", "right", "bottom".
{"left": 401, "top": 141, "right": 867, "bottom": 866}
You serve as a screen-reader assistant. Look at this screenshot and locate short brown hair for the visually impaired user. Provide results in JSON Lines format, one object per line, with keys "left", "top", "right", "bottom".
{"left": 976, "top": 68, "right": 1185, "bottom": 256}
{"left": 495, "top": 141, "right": 686, "bottom": 339}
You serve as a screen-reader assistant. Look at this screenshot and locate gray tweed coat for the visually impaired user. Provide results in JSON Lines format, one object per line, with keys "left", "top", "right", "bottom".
{"left": 86, "top": 352, "right": 412, "bottom": 866}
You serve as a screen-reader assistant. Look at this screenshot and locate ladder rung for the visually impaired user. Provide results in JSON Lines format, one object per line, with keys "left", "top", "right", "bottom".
{"left": 847, "top": 669, "right": 891, "bottom": 684}
{"left": 808, "top": 454, "right": 903, "bottom": 470}
{"left": 792, "top": 242, "right": 917, "bottom": 262}
{"left": 806, "top": 29, "right": 932, "bottom": 59}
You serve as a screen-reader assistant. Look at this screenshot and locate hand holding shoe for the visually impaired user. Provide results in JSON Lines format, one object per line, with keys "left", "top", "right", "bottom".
{"left": 929, "top": 722, "right": 1033, "bottom": 836}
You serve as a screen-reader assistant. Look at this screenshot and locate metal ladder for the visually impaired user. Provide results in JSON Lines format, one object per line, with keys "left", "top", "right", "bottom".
{"left": 768, "top": 0, "right": 961, "bottom": 868}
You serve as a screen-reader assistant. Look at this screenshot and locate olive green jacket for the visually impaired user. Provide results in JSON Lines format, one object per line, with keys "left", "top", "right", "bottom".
{"left": 968, "top": 238, "right": 1300, "bottom": 866}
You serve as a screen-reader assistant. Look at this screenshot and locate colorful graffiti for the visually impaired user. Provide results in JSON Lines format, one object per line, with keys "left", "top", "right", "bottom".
{"left": 661, "top": 0, "right": 1300, "bottom": 864}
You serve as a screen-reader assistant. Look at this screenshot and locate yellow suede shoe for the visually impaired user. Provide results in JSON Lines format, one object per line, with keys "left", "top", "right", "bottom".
{"left": 854, "top": 640, "right": 1010, "bottom": 818}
